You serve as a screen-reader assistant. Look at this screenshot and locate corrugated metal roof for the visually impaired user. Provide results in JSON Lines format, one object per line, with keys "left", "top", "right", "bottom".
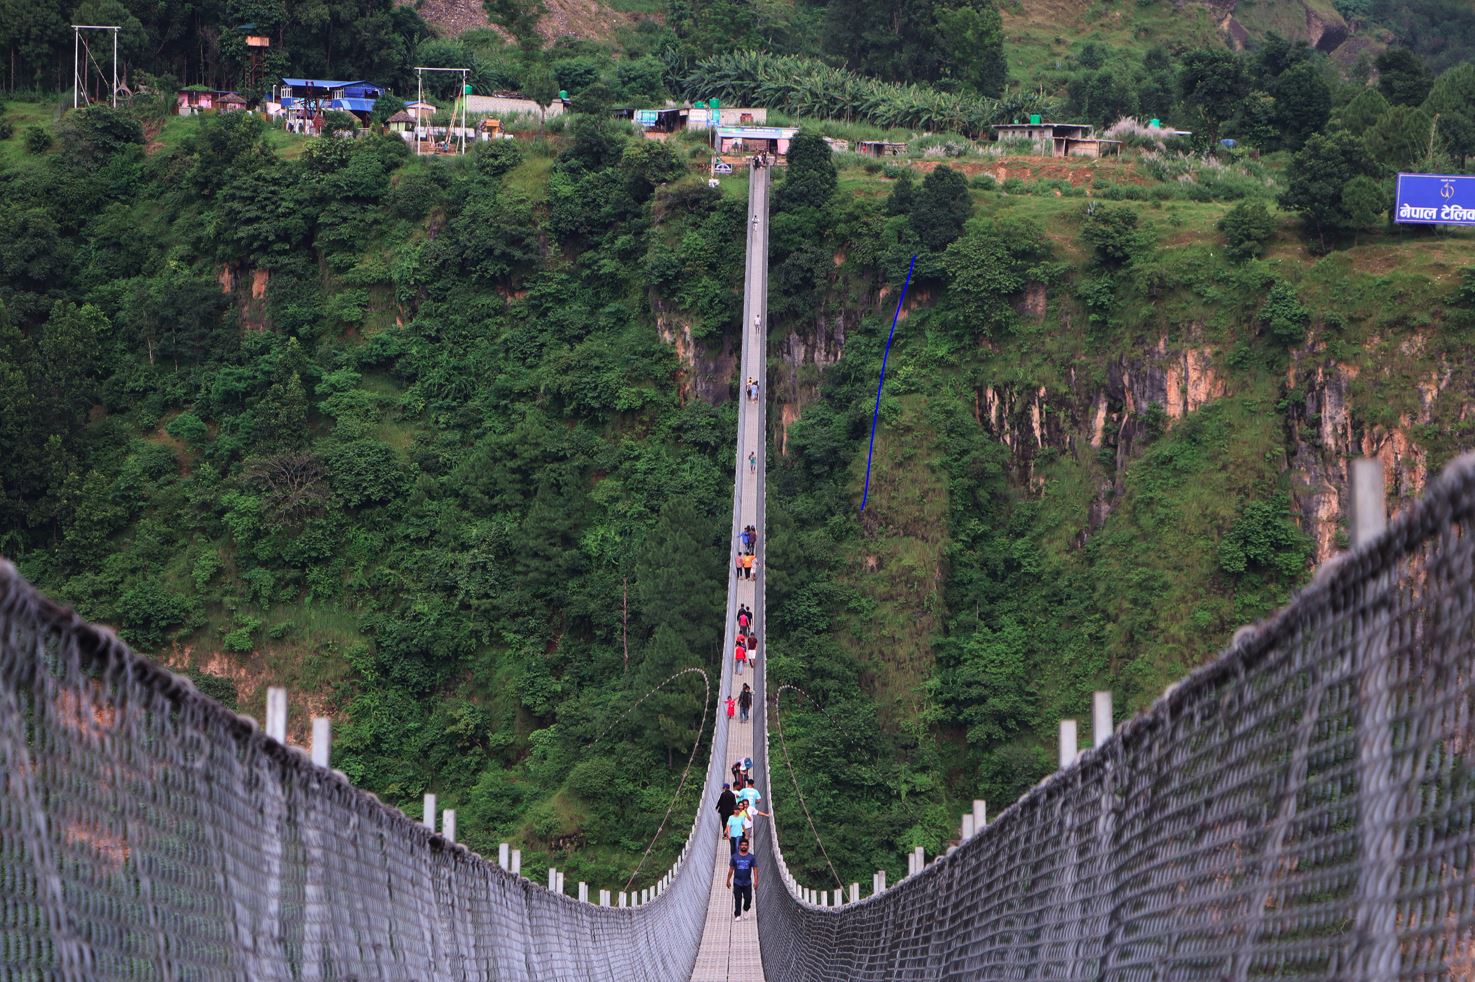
{"left": 338, "top": 98, "right": 376, "bottom": 113}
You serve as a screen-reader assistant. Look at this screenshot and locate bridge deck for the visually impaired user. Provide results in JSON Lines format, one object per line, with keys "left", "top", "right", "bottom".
{"left": 690, "top": 163, "right": 769, "bottom": 982}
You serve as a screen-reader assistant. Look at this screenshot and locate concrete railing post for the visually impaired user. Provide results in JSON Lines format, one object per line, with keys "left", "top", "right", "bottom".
{"left": 1093, "top": 691, "right": 1113, "bottom": 748}
{"left": 1059, "top": 719, "right": 1078, "bottom": 768}
{"left": 511, "top": 849, "right": 521, "bottom": 876}
{"left": 441, "top": 810, "right": 456, "bottom": 844}
{"left": 556, "top": 871, "right": 565, "bottom": 895}
{"left": 422, "top": 794, "right": 437, "bottom": 830}
{"left": 1351, "top": 457, "right": 1387, "bottom": 547}
{"left": 548, "top": 868, "right": 557, "bottom": 891}
{"left": 849, "top": 883, "right": 859, "bottom": 903}
{"left": 498, "top": 843, "right": 509, "bottom": 870}
{"left": 619, "top": 891, "right": 627, "bottom": 908}
{"left": 310, "top": 717, "right": 331, "bottom": 768}
{"left": 578, "top": 882, "right": 588, "bottom": 903}
{"left": 911, "top": 846, "right": 924, "bottom": 876}
{"left": 877, "top": 869, "right": 886, "bottom": 892}
{"left": 1351, "top": 456, "right": 1399, "bottom": 977}
{"left": 961, "top": 813, "right": 975, "bottom": 841}
{"left": 265, "top": 686, "right": 287, "bottom": 743}
{"left": 973, "top": 799, "right": 987, "bottom": 830}
{"left": 599, "top": 889, "right": 610, "bottom": 906}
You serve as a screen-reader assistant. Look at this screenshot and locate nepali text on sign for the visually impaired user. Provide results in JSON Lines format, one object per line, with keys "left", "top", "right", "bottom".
{"left": 1395, "top": 173, "right": 1475, "bottom": 226}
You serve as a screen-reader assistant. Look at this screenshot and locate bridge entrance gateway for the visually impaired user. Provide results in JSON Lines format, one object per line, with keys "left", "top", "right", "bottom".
{"left": 690, "top": 160, "right": 771, "bottom": 981}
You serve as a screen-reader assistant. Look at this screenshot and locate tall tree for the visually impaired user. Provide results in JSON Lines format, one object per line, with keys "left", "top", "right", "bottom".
{"left": 1279, "top": 130, "right": 1382, "bottom": 248}
{"left": 910, "top": 165, "right": 971, "bottom": 252}
{"left": 1376, "top": 47, "right": 1432, "bottom": 106}
{"left": 1178, "top": 48, "right": 1249, "bottom": 144}
{"left": 776, "top": 131, "right": 837, "bottom": 211}
{"left": 936, "top": 0, "right": 1006, "bottom": 97}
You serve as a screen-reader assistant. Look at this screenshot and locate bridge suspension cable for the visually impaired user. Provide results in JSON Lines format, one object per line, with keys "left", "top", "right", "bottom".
{"left": 770, "top": 684, "right": 845, "bottom": 891}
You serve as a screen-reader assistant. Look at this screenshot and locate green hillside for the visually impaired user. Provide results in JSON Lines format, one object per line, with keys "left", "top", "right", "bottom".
{"left": 2, "top": 0, "right": 1475, "bottom": 893}
{"left": 4, "top": 82, "right": 1475, "bottom": 887}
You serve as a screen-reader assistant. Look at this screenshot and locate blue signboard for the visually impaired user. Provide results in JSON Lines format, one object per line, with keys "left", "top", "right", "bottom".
{"left": 1395, "top": 173, "right": 1475, "bottom": 225}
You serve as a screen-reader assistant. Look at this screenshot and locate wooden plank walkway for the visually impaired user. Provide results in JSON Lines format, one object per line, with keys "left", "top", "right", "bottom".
{"left": 690, "top": 163, "right": 769, "bottom": 982}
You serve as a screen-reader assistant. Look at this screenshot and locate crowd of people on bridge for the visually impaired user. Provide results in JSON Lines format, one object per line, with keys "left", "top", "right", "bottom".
{"left": 717, "top": 766, "right": 769, "bottom": 920}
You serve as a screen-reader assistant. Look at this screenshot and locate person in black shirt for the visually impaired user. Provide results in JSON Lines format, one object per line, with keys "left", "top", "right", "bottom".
{"left": 715, "top": 783, "right": 737, "bottom": 839}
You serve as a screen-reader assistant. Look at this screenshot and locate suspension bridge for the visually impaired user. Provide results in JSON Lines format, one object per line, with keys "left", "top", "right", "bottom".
{"left": 5, "top": 162, "right": 1475, "bottom": 979}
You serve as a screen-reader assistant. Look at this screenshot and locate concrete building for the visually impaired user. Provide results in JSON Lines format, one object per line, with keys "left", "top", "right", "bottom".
{"left": 686, "top": 106, "right": 767, "bottom": 130}
{"left": 464, "top": 94, "right": 564, "bottom": 121}
{"left": 990, "top": 119, "right": 1121, "bottom": 157}
{"left": 856, "top": 139, "right": 907, "bottom": 157}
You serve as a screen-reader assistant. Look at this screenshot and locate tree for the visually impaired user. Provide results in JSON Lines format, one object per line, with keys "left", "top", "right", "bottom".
{"left": 1217, "top": 200, "right": 1276, "bottom": 260}
{"left": 56, "top": 104, "right": 144, "bottom": 167}
{"left": 370, "top": 92, "right": 407, "bottom": 127}
{"left": 1269, "top": 61, "right": 1331, "bottom": 150}
{"left": 910, "top": 165, "right": 971, "bottom": 252}
{"left": 1376, "top": 48, "right": 1432, "bottom": 106}
{"left": 939, "top": 215, "right": 1052, "bottom": 338}
{"left": 776, "top": 132, "right": 836, "bottom": 211}
{"left": 1365, "top": 106, "right": 1435, "bottom": 170}
{"left": 886, "top": 171, "right": 917, "bottom": 216}
{"left": 1178, "top": 48, "right": 1249, "bottom": 144}
{"left": 1259, "top": 281, "right": 1310, "bottom": 346}
{"left": 936, "top": 0, "right": 1006, "bottom": 97}
{"left": 1067, "top": 69, "right": 1139, "bottom": 127}
{"left": 1334, "top": 87, "right": 1391, "bottom": 136}
{"left": 1439, "top": 112, "right": 1475, "bottom": 167}
{"left": 1081, "top": 204, "right": 1143, "bottom": 268}
{"left": 1279, "top": 130, "right": 1381, "bottom": 247}
{"left": 1424, "top": 63, "right": 1475, "bottom": 118}
{"left": 1341, "top": 175, "right": 1386, "bottom": 235}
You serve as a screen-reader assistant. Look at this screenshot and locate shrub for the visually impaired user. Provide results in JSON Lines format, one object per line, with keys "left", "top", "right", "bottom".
{"left": 166, "top": 411, "right": 209, "bottom": 448}
{"left": 1260, "top": 281, "right": 1310, "bottom": 346}
{"left": 321, "top": 110, "right": 360, "bottom": 137}
{"left": 1081, "top": 204, "right": 1143, "bottom": 267}
{"left": 186, "top": 669, "right": 239, "bottom": 711}
{"left": 472, "top": 138, "right": 524, "bottom": 179}
{"left": 1217, "top": 200, "right": 1275, "bottom": 260}
{"left": 24, "top": 125, "right": 52, "bottom": 154}
{"left": 0, "top": 118, "right": 12, "bottom": 140}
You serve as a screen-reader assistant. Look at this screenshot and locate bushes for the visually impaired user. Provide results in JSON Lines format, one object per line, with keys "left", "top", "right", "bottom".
{"left": 1081, "top": 204, "right": 1144, "bottom": 267}
{"left": 1260, "top": 282, "right": 1310, "bottom": 346}
{"left": 24, "top": 125, "right": 51, "bottom": 153}
{"left": 1217, "top": 200, "right": 1275, "bottom": 260}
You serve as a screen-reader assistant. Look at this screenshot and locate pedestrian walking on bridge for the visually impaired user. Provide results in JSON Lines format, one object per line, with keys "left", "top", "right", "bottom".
{"left": 715, "top": 782, "right": 736, "bottom": 839}
{"left": 739, "top": 684, "right": 752, "bottom": 723}
{"left": 728, "top": 837, "right": 758, "bottom": 920}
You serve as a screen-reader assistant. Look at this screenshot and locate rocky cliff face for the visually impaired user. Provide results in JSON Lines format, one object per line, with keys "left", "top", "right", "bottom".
{"left": 1207, "top": 0, "right": 1351, "bottom": 54}
{"left": 975, "top": 323, "right": 1470, "bottom": 563}
{"left": 653, "top": 298, "right": 739, "bottom": 406}
{"left": 1287, "top": 333, "right": 1465, "bottom": 562}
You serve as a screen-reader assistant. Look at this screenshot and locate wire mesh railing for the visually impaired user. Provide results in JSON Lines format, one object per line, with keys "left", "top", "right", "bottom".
{"left": 752, "top": 451, "right": 1475, "bottom": 980}
{"left": 0, "top": 555, "right": 732, "bottom": 980}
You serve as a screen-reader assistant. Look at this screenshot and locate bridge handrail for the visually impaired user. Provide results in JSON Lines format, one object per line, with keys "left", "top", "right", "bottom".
{"left": 752, "top": 449, "right": 1475, "bottom": 979}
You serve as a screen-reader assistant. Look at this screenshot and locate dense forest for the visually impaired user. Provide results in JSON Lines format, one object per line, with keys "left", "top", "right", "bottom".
{"left": 2, "top": 0, "right": 1475, "bottom": 892}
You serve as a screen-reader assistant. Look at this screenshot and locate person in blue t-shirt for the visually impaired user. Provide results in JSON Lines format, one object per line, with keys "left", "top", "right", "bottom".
{"left": 737, "top": 778, "right": 761, "bottom": 812}
{"left": 727, "top": 837, "right": 758, "bottom": 920}
{"left": 726, "top": 804, "right": 749, "bottom": 855}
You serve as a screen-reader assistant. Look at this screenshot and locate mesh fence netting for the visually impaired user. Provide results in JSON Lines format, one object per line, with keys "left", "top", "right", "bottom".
{"left": 754, "top": 452, "right": 1475, "bottom": 981}
{"left": 0, "top": 556, "right": 732, "bottom": 981}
